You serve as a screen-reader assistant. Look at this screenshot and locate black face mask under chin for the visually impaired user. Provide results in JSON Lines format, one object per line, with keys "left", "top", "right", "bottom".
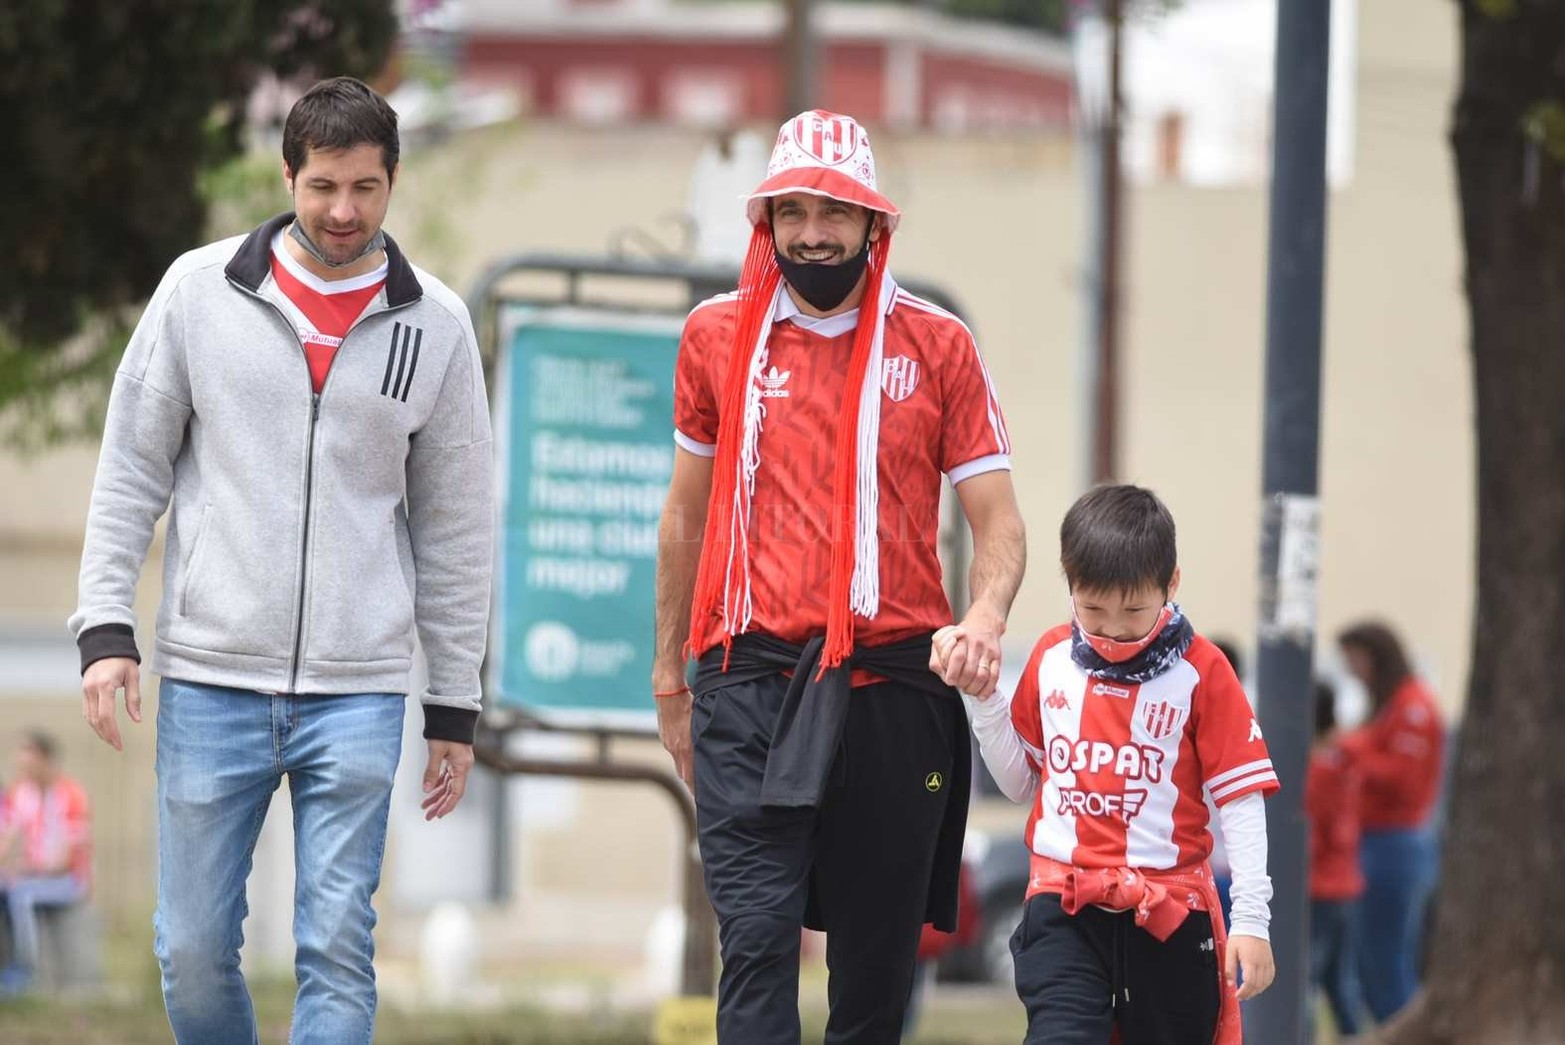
{"left": 774, "top": 244, "right": 870, "bottom": 312}
{"left": 288, "top": 219, "right": 386, "bottom": 269}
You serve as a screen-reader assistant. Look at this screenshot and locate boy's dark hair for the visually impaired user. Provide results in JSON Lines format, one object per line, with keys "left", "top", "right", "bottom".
{"left": 283, "top": 77, "right": 399, "bottom": 181}
{"left": 1337, "top": 620, "right": 1413, "bottom": 708}
{"left": 1211, "top": 637, "right": 1243, "bottom": 679}
{"left": 1314, "top": 680, "right": 1337, "bottom": 739}
{"left": 1060, "top": 484, "right": 1177, "bottom": 595}
{"left": 21, "top": 731, "right": 57, "bottom": 762}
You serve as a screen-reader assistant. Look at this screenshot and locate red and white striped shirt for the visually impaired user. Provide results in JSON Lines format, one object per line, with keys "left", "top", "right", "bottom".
{"left": 1009, "top": 625, "right": 1279, "bottom": 871}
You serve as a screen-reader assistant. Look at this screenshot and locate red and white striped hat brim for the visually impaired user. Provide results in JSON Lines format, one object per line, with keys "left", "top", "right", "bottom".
{"left": 745, "top": 110, "right": 901, "bottom": 232}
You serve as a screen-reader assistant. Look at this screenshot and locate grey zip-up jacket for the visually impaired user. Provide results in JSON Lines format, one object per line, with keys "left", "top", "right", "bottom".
{"left": 69, "top": 214, "right": 494, "bottom": 743}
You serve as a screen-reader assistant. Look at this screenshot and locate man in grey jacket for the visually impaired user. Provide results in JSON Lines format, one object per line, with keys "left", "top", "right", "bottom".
{"left": 70, "top": 78, "right": 493, "bottom": 1043}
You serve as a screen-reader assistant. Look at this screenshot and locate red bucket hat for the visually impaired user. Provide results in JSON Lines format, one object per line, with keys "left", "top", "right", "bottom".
{"left": 745, "top": 110, "right": 901, "bottom": 232}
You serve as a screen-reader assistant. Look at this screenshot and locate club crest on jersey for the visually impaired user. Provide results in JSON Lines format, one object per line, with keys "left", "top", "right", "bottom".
{"left": 759, "top": 366, "right": 791, "bottom": 398}
{"left": 1142, "top": 700, "right": 1187, "bottom": 741}
{"left": 881, "top": 355, "right": 920, "bottom": 402}
{"left": 1044, "top": 689, "right": 1071, "bottom": 711}
{"left": 789, "top": 111, "right": 863, "bottom": 166}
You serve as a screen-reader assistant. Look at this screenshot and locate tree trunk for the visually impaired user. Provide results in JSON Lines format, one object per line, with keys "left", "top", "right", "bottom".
{"left": 1380, "top": 3, "right": 1565, "bottom": 1042}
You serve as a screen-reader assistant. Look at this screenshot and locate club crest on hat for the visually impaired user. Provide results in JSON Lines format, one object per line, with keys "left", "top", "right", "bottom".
{"left": 789, "top": 110, "right": 863, "bottom": 167}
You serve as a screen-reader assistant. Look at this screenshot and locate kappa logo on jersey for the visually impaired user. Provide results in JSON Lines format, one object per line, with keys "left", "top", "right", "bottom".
{"left": 1056, "top": 787, "right": 1148, "bottom": 824}
{"left": 1091, "top": 681, "right": 1135, "bottom": 699}
{"left": 380, "top": 321, "right": 424, "bottom": 402}
{"left": 789, "top": 111, "right": 863, "bottom": 166}
{"left": 881, "top": 355, "right": 920, "bottom": 402}
{"left": 759, "top": 366, "right": 792, "bottom": 398}
{"left": 1142, "top": 700, "right": 1188, "bottom": 741}
{"left": 1044, "top": 689, "right": 1072, "bottom": 711}
{"left": 1047, "top": 736, "right": 1166, "bottom": 782}
{"left": 1248, "top": 718, "right": 1264, "bottom": 742}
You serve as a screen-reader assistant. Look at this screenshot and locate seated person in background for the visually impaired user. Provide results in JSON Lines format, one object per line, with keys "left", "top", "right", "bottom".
{"left": 0, "top": 731, "right": 91, "bottom": 992}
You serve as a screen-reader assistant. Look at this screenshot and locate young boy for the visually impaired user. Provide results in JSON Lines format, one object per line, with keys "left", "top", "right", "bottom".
{"left": 934, "top": 484, "right": 1277, "bottom": 1044}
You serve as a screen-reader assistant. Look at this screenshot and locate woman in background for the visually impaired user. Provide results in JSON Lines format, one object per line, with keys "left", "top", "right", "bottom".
{"left": 1336, "top": 621, "right": 1446, "bottom": 1023}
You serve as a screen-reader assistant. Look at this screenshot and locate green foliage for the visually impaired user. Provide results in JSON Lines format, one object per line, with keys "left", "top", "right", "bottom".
{"left": 941, "top": 0, "right": 1071, "bottom": 33}
{"left": 0, "top": 0, "right": 397, "bottom": 443}
{"left": 1523, "top": 100, "right": 1565, "bottom": 165}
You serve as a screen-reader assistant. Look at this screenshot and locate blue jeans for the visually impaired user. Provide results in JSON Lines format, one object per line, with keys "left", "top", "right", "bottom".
{"left": 154, "top": 679, "right": 404, "bottom": 1045}
{"left": 1, "top": 874, "right": 87, "bottom": 978}
{"left": 1356, "top": 826, "right": 1437, "bottom": 1022}
{"left": 1310, "top": 898, "right": 1364, "bottom": 1035}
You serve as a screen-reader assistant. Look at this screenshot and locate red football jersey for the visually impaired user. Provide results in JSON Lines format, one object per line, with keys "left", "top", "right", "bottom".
{"left": 1307, "top": 742, "right": 1364, "bottom": 900}
{"left": 1009, "top": 626, "right": 1279, "bottom": 872}
{"left": 675, "top": 280, "right": 1011, "bottom": 655}
{"left": 1340, "top": 676, "right": 1445, "bottom": 831}
{"left": 270, "top": 234, "right": 386, "bottom": 393}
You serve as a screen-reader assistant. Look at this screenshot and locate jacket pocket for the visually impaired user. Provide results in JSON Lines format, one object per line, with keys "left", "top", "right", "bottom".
{"left": 177, "top": 505, "right": 212, "bottom": 617}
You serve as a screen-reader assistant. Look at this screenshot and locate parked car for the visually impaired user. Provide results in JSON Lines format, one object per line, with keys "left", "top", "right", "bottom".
{"left": 936, "top": 828, "right": 1031, "bottom": 985}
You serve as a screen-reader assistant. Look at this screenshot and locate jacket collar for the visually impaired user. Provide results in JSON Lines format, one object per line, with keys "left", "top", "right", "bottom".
{"left": 224, "top": 212, "right": 423, "bottom": 307}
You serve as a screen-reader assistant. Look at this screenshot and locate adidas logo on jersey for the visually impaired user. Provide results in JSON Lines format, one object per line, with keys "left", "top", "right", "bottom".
{"left": 759, "top": 366, "right": 791, "bottom": 398}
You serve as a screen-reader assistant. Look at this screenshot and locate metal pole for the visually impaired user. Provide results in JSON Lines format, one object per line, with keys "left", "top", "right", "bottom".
{"left": 1093, "top": 0, "right": 1124, "bottom": 484}
{"left": 1249, "top": 0, "right": 1331, "bottom": 1040}
{"left": 783, "top": 0, "right": 818, "bottom": 117}
{"left": 473, "top": 736, "right": 720, "bottom": 996}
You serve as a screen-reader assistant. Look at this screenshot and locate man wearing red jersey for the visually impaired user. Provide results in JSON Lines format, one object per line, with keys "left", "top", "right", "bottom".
{"left": 653, "top": 110, "right": 1026, "bottom": 1044}
{"left": 944, "top": 485, "right": 1276, "bottom": 1044}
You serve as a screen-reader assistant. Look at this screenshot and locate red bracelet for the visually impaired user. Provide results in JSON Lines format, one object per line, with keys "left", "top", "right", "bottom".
{"left": 653, "top": 686, "right": 691, "bottom": 699}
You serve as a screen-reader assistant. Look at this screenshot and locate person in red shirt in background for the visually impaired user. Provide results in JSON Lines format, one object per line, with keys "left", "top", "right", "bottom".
{"left": 1336, "top": 621, "right": 1446, "bottom": 1023}
{"left": 0, "top": 732, "right": 91, "bottom": 993}
{"left": 1307, "top": 680, "right": 1365, "bottom": 1037}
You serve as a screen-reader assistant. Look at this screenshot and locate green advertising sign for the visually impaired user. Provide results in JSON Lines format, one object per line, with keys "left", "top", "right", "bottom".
{"left": 491, "top": 306, "right": 682, "bottom": 730}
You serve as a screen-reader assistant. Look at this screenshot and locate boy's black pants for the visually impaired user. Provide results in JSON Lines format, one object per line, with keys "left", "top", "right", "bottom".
{"left": 692, "top": 673, "right": 959, "bottom": 1045}
{"left": 1011, "top": 892, "right": 1222, "bottom": 1045}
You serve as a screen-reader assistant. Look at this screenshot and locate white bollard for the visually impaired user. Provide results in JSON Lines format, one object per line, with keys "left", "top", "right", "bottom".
{"left": 420, "top": 900, "right": 479, "bottom": 1006}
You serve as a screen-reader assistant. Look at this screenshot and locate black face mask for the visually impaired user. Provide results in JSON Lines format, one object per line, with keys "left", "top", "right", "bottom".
{"left": 774, "top": 243, "right": 870, "bottom": 312}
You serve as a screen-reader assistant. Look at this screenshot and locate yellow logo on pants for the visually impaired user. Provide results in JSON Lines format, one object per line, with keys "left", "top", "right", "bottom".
{"left": 925, "top": 772, "right": 944, "bottom": 792}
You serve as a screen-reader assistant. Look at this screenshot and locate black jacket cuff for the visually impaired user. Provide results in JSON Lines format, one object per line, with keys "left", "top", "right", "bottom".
{"left": 422, "top": 703, "right": 479, "bottom": 744}
{"left": 78, "top": 624, "right": 141, "bottom": 675}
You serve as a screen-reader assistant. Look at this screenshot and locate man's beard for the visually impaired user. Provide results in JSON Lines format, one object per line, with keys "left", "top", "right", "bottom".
{"left": 289, "top": 219, "right": 386, "bottom": 269}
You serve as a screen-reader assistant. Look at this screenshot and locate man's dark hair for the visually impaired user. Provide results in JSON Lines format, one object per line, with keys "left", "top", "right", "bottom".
{"left": 282, "top": 76, "right": 399, "bottom": 181}
{"left": 1314, "top": 680, "right": 1337, "bottom": 739}
{"left": 1060, "top": 484, "right": 1177, "bottom": 596}
{"left": 1337, "top": 620, "right": 1414, "bottom": 708}
{"left": 21, "top": 731, "right": 57, "bottom": 762}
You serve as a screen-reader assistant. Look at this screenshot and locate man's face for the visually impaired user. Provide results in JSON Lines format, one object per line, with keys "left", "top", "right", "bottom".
{"left": 771, "top": 193, "right": 878, "bottom": 264}
{"left": 14, "top": 743, "right": 44, "bottom": 784}
{"left": 284, "top": 144, "right": 396, "bottom": 265}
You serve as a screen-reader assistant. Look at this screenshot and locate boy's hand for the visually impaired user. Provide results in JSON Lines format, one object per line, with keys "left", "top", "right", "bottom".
{"left": 930, "top": 605, "right": 1004, "bottom": 698}
{"left": 1226, "top": 934, "right": 1275, "bottom": 1001}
